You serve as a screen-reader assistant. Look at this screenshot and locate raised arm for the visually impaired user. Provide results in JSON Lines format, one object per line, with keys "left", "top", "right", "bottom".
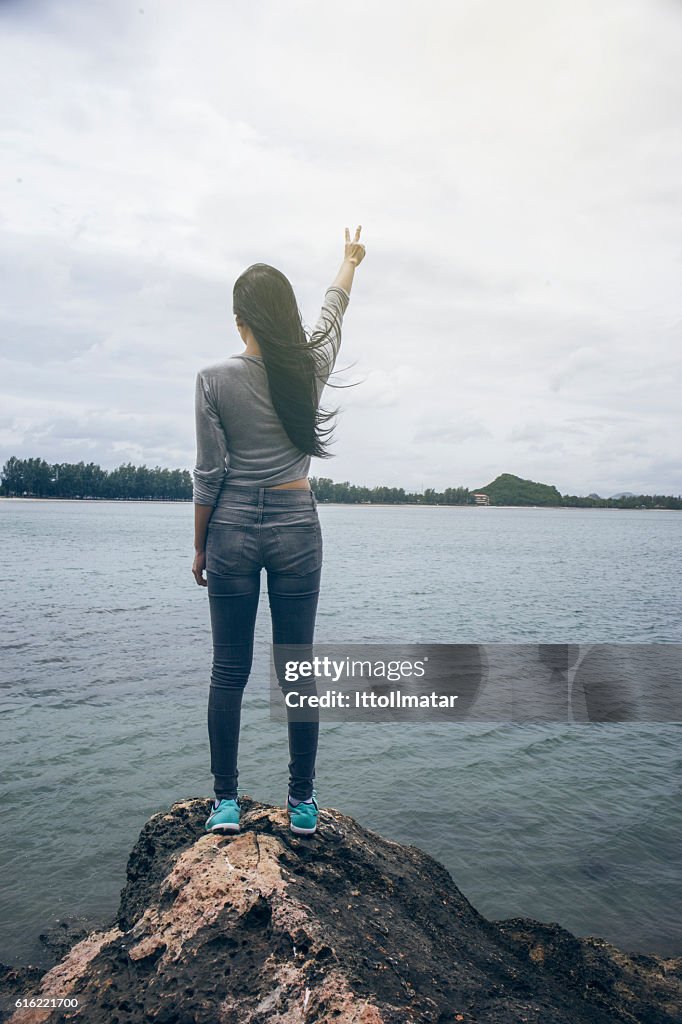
{"left": 311, "top": 226, "right": 366, "bottom": 394}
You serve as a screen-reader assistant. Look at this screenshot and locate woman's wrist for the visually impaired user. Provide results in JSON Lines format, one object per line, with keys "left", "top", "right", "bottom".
{"left": 333, "top": 258, "right": 356, "bottom": 293}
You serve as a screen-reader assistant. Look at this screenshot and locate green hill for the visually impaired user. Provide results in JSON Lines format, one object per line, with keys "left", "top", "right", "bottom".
{"left": 474, "top": 473, "right": 562, "bottom": 506}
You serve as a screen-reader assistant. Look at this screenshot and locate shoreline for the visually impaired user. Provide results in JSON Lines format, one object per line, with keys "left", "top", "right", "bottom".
{"left": 0, "top": 497, "right": 678, "bottom": 511}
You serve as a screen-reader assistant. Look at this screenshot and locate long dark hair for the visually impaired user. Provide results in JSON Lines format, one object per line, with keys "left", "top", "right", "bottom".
{"left": 233, "top": 263, "right": 353, "bottom": 459}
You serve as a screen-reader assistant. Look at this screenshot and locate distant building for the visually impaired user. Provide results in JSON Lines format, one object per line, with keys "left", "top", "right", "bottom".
{"left": 473, "top": 493, "right": 490, "bottom": 505}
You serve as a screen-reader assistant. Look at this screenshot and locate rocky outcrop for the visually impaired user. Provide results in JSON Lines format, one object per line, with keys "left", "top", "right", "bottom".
{"left": 3, "top": 798, "right": 680, "bottom": 1023}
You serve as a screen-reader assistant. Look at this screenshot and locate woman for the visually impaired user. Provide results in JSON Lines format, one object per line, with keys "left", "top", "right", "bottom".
{"left": 192, "top": 226, "right": 366, "bottom": 836}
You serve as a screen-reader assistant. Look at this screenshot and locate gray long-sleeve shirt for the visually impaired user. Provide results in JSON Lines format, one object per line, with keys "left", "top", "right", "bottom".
{"left": 193, "top": 285, "right": 350, "bottom": 504}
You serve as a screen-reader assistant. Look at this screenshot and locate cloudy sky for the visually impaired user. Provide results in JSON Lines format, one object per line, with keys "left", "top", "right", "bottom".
{"left": 1, "top": 0, "right": 680, "bottom": 496}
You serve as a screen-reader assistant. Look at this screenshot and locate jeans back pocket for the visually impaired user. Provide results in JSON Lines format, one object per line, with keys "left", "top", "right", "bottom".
{"left": 270, "top": 516, "right": 323, "bottom": 576}
{"left": 206, "top": 522, "right": 248, "bottom": 575}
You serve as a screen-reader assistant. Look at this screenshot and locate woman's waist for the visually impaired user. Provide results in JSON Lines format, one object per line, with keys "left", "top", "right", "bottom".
{"left": 215, "top": 480, "right": 317, "bottom": 510}
{"left": 268, "top": 476, "right": 310, "bottom": 491}
{"left": 220, "top": 460, "right": 312, "bottom": 489}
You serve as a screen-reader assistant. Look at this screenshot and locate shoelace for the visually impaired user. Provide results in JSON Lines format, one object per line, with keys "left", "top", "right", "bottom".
{"left": 288, "top": 789, "right": 318, "bottom": 810}
{"left": 213, "top": 798, "right": 240, "bottom": 811}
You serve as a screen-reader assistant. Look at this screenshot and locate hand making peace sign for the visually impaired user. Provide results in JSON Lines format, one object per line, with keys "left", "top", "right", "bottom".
{"left": 344, "top": 225, "right": 366, "bottom": 267}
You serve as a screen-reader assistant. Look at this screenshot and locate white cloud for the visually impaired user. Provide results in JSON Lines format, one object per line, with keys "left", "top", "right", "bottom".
{"left": 1, "top": 0, "right": 680, "bottom": 495}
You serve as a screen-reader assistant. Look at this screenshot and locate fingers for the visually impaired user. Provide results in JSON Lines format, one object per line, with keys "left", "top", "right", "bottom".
{"left": 192, "top": 566, "right": 208, "bottom": 587}
{"left": 345, "top": 227, "right": 350, "bottom": 243}
{"left": 354, "top": 225, "right": 362, "bottom": 241}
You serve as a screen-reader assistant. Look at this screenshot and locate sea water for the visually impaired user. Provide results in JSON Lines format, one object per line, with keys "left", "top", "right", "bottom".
{"left": 0, "top": 500, "right": 680, "bottom": 965}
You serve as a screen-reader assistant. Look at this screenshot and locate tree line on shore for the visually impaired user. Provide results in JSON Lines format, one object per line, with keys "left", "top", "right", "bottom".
{"left": 1, "top": 457, "right": 680, "bottom": 509}
{"left": 0, "top": 456, "right": 192, "bottom": 502}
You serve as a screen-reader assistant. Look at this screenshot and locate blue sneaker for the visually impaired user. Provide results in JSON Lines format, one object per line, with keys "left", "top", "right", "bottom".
{"left": 205, "top": 797, "right": 241, "bottom": 833}
{"left": 287, "top": 791, "right": 319, "bottom": 835}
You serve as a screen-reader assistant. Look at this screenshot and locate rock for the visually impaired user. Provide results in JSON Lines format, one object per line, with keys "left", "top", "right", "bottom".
{"left": 38, "top": 920, "right": 97, "bottom": 964}
{"left": 0, "top": 966, "right": 44, "bottom": 1020}
{"left": 2, "top": 797, "right": 680, "bottom": 1023}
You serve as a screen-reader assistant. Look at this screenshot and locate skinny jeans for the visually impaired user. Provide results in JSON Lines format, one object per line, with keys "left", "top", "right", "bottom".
{"left": 205, "top": 484, "right": 322, "bottom": 801}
